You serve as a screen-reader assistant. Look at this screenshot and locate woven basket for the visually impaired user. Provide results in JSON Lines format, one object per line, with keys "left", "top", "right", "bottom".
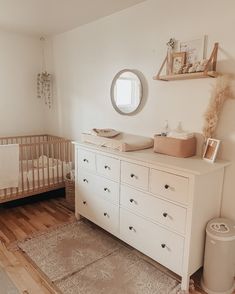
{"left": 65, "top": 179, "right": 75, "bottom": 211}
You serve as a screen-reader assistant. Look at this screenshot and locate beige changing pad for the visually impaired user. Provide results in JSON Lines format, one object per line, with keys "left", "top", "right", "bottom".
{"left": 81, "top": 133, "right": 153, "bottom": 152}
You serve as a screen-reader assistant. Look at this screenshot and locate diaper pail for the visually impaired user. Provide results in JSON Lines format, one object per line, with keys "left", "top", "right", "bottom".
{"left": 201, "top": 218, "right": 235, "bottom": 294}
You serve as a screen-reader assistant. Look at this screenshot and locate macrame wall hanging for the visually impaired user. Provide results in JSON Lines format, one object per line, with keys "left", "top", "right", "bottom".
{"left": 37, "top": 37, "right": 53, "bottom": 108}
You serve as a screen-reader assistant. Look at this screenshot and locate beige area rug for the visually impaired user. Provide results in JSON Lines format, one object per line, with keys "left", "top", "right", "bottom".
{"left": 18, "top": 221, "right": 182, "bottom": 294}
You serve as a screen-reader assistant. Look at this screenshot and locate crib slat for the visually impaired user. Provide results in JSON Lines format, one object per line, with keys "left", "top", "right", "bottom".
{"left": 36, "top": 144, "right": 40, "bottom": 189}
{"left": 25, "top": 145, "right": 29, "bottom": 192}
{"left": 61, "top": 142, "right": 65, "bottom": 181}
{"left": 56, "top": 144, "right": 59, "bottom": 184}
{"left": 47, "top": 144, "right": 50, "bottom": 187}
{"left": 30, "top": 144, "right": 35, "bottom": 191}
{"left": 41, "top": 143, "right": 45, "bottom": 189}
{"left": 20, "top": 146, "right": 24, "bottom": 193}
{"left": 51, "top": 142, "right": 55, "bottom": 186}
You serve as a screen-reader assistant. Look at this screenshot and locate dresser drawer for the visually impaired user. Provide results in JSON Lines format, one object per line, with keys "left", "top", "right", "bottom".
{"left": 77, "top": 170, "right": 96, "bottom": 196}
{"left": 121, "top": 161, "right": 149, "bottom": 191}
{"left": 96, "top": 154, "right": 120, "bottom": 181}
{"left": 120, "top": 185, "right": 186, "bottom": 234}
{"left": 77, "top": 170, "right": 119, "bottom": 204}
{"left": 120, "top": 208, "right": 184, "bottom": 275}
{"left": 96, "top": 176, "right": 119, "bottom": 204}
{"left": 77, "top": 149, "right": 96, "bottom": 171}
{"left": 150, "top": 169, "right": 189, "bottom": 205}
{"left": 78, "top": 195, "right": 119, "bottom": 235}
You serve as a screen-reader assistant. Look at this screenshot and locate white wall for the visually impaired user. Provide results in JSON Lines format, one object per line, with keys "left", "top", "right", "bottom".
{"left": 48, "top": 0, "right": 235, "bottom": 220}
{"left": 0, "top": 30, "right": 45, "bottom": 136}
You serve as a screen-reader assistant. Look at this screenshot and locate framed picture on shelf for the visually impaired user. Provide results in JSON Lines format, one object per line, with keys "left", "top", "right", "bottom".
{"left": 203, "top": 138, "right": 220, "bottom": 163}
{"left": 179, "top": 36, "right": 207, "bottom": 64}
{"left": 171, "top": 52, "right": 186, "bottom": 74}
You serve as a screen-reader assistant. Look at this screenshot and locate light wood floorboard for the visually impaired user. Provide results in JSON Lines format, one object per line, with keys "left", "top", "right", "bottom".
{"left": 0, "top": 196, "right": 75, "bottom": 294}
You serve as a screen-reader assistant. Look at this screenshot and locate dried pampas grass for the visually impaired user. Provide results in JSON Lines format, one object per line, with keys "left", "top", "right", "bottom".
{"left": 203, "top": 75, "right": 233, "bottom": 139}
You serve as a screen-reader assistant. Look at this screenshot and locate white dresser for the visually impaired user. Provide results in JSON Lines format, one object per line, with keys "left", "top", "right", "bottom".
{"left": 74, "top": 142, "right": 229, "bottom": 292}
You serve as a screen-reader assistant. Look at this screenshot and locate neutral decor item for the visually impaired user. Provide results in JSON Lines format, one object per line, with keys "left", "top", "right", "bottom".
{"left": 110, "top": 69, "right": 143, "bottom": 115}
{"left": 203, "top": 138, "right": 220, "bottom": 163}
{"left": 154, "top": 135, "right": 196, "bottom": 158}
{"left": 179, "top": 36, "right": 207, "bottom": 64}
{"left": 166, "top": 38, "right": 176, "bottom": 75}
{"left": 154, "top": 42, "right": 219, "bottom": 81}
{"left": 74, "top": 141, "right": 229, "bottom": 292}
{"left": 201, "top": 218, "right": 235, "bottom": 294}
{"left": 0, "top": 134, "right": 73, "bottom": 204}
{"left": 81, "top": 132, "right": 153, "bottom": 152}
{"left": 37, "top": 71, "right": 53, "bottom": 108}
{"left": 171, "top": 52, "right": 186, "bottom": 74}
{"left": 90, "top": 128, "right": 120, "bottom": 138}
{"left": 203, "top": 75, "right": 233, "bottom": 139}
{"left": 18, "top": 221, "right": 181, "bottom": 294}
{"left": 37, "top": 37, "right": 53, "bottom": 108}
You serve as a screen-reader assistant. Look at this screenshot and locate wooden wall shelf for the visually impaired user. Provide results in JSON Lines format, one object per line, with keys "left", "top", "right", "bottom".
{"left": 154, "top": 43, "right": 219, "bottom": 81}
{"left": 153, "top": 71, "right": 219, "bottom": 81}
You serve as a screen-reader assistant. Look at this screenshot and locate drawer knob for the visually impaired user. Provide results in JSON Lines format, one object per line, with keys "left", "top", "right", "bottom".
{"left": 104, "top": 187, "right": 110, "bottom": 192}
{"left": 130, "top": 174, "right": 136, "bottom": 178}
{"left": 83, "top": 179, "right": 88, "bottom": 183}
{"left": 104, "top": 165, "right": 111, "bottom": 170}
{"left": 163, "top": 212, "right": 168, "bottom": 218}
{"left": 83, "top": 201, "right": 87, "bottom": 205}
{"left": 161, "top": 244, "right": 166, "bottom": 249}
{"left": 164, "top": 184, "right": 170, "bottom": 189}
{"left": 130, "top": 199, "right": 135, "bottom": 203}
{"left": 103, "top": 212, "right": 109, "bottom": 217}
{"left": 129, "top": 226, "right": 134, "bottom": 231}
{"left": 83, "top": 158, "right": 89, "bottom": 163}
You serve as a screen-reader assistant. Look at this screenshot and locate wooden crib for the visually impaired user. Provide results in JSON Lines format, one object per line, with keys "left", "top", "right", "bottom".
{"left": 0, "top": 134, "right": 73, "bottom": 204}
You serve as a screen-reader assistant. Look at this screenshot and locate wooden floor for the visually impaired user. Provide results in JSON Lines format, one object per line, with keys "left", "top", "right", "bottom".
{"left": 0, "top": 196, "right": 75, "bottom": 294}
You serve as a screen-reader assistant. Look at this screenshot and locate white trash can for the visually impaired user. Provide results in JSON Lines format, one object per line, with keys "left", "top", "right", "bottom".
{"left": 201, "top": 218, "right": 235, "bottom": 294}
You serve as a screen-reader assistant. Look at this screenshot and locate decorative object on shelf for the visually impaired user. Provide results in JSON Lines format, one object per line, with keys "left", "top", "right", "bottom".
{"left": 172, "top": 52, "right": 186, "bottom": 74}
{"left": 37, "top": 37, "right": 53, "bottom": 108}
{"left": 179, "top": 36, "right": 207, "bottom": 64}
{"left": 153, "top": 42, "right": 219, "bottom": 81}
{"left": 166, "top": 38, "right": 176, "bottom": 75}
{"left": 202, "top": 75, "right": 233, "bottom": 139}
{"left": 182, "top": 63, "right": 192, "bottom": 74}
{"left": 203, "top": 138, "right": 220, "bottom": 163}
{"left": 196, "top": 59, "right": 208, "bottom": 72}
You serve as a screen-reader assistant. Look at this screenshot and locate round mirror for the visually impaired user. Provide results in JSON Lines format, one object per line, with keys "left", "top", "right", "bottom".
{"left": 111, "top": 69, "right": 143, "bottom": 115}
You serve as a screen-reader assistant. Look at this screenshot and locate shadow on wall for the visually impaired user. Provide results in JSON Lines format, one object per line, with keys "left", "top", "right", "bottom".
{"left": 217, "top": 48, "right": 235, "bottom": 75}
{"left": 216, "top": 99, "right": 235, "bottom": 220}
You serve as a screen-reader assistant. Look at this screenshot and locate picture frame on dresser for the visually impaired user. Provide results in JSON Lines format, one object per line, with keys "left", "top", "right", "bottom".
{"left": 203, "top": 138, "right": 220, "bottom": 163}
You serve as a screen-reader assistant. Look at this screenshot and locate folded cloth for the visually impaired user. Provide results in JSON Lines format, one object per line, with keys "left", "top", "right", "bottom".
{"left": 0, "top": 144, "right": 19, "bottom": 189}
{"left": 90, "top": 129, "right": 120, "bottom": 138}
{"left": 167, "top": 131, "right": 194, "bottom": 140}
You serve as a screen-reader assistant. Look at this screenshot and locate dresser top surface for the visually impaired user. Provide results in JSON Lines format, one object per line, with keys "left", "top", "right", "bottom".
{"left": 73, "top": 141, "right": 229, "bottom": 176}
